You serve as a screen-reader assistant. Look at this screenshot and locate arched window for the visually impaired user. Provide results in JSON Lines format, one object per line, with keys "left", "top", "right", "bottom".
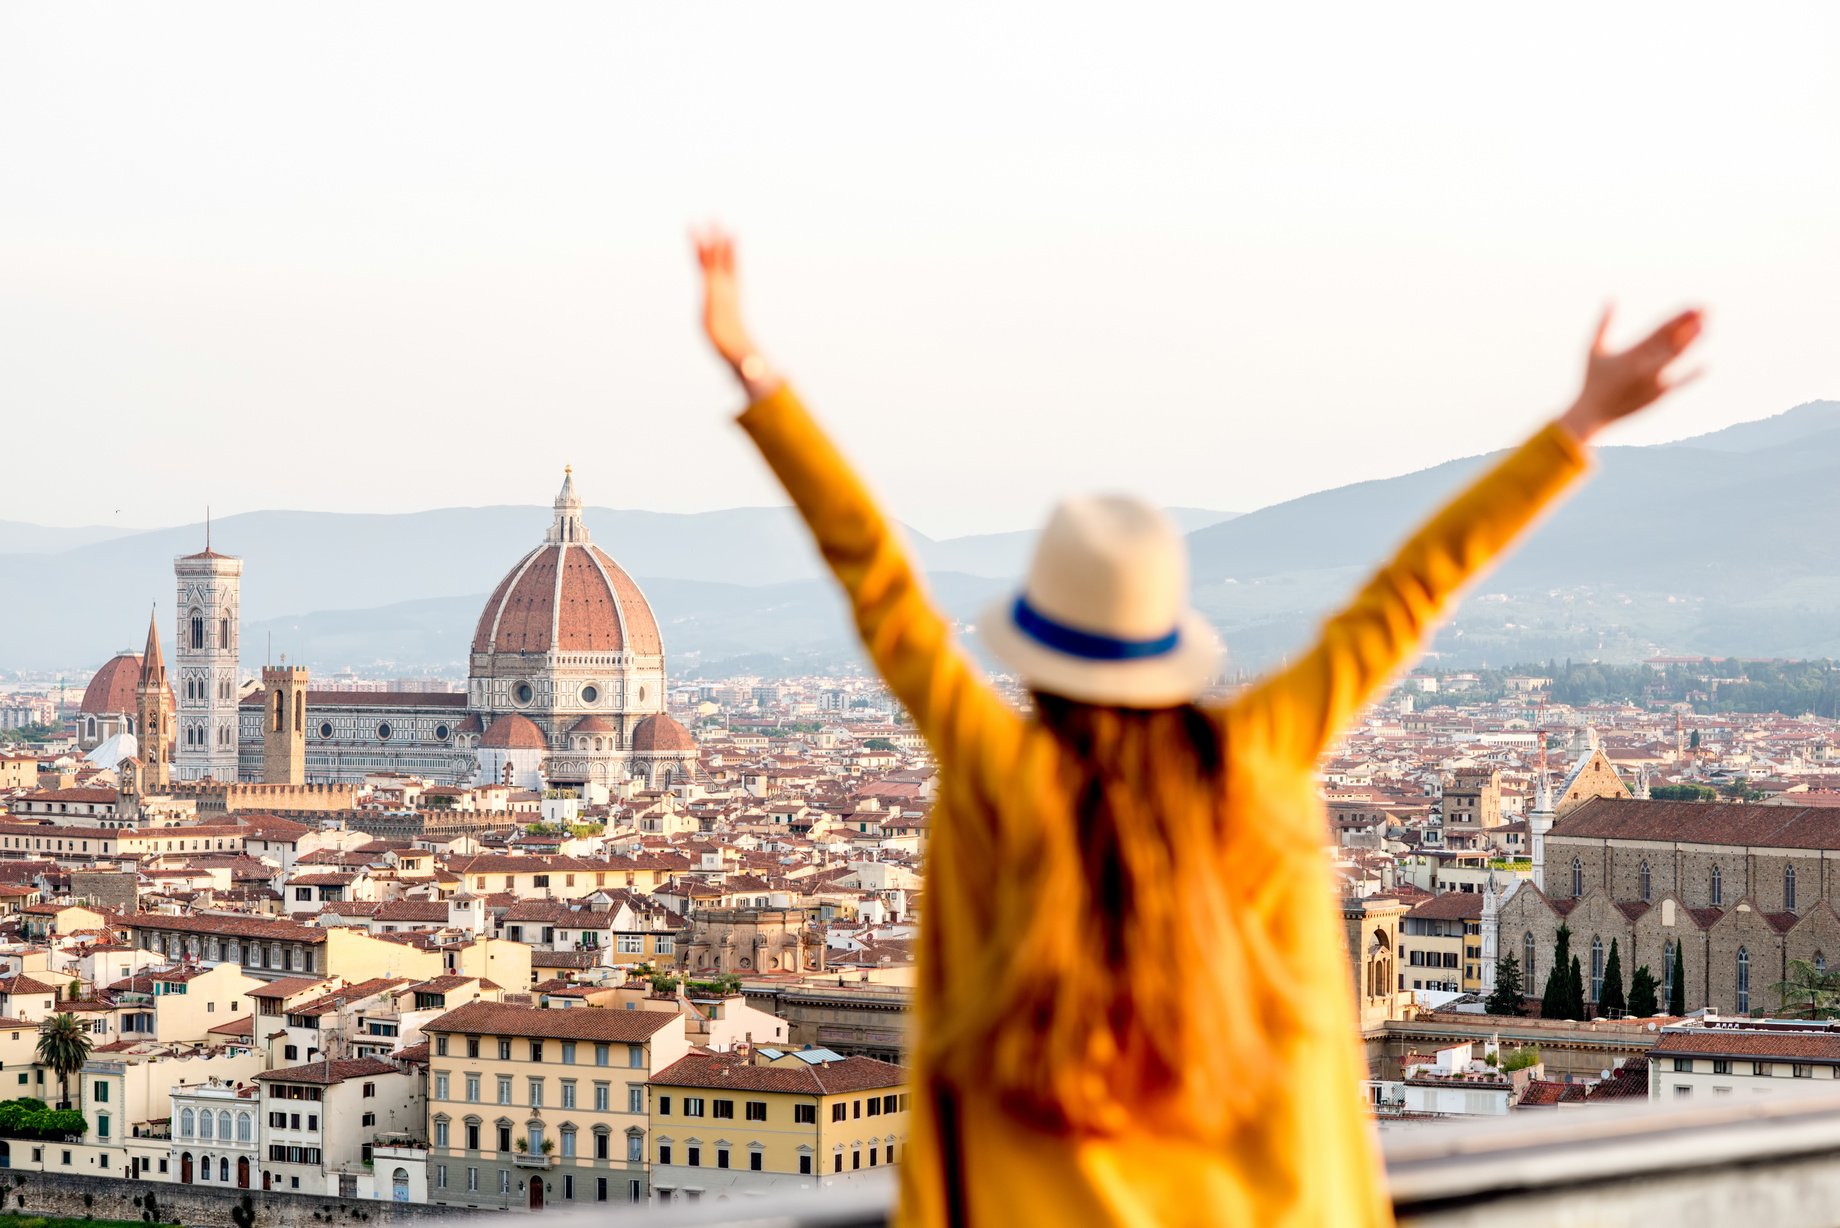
{"left": 1639, "top": 861, "right": 1652, "bottom": 903}
{"left": 273, "top": 691, "right": 284, "bottom": 732}
{"left": 1786, "top": 864, "right": 1798, "bottom": 911}
{"left": 180, "top": 1109, "right": 194, "bottom": 1138}
{"left": 1818, "top": 952, "right": 1829, "bottom": 974}
{"left": 1590, "top": 936, "right": 1605, "bottom": 1001}
{"left": 1662, "top": 939, "right": 1676, "bottom": 1007}
{"left": 237, "top": 1113, "right": 252, "bottom": 1143}
{"left": 1711, "top": 864, "right": 1724, "bottom": 906}
{"left": 219, "top": 617, "right": 230, "bottom": 648}
{"left": 219, "top": 1111, "right": 232, "bottom": 1141}
{"left": 296, "top": 692, "right": 304, "bottom": 730}
{"left": 1571, "top": 858, "right": 1583, "bottom": 898}
{"left": 220, "top": 1156, "right": 229, "bottom": 1183}
{"left": 1522, "top": 931, "right": 1536, "bottom": 984}
{"left": 1737, "top": 947, "right": 1751, "bottom": 1014}
{"left": 199, "top": 1111, "right": 213, "bottom": 1140}
{"left": 190, "top": 610, "right": 204, "bottom": 650}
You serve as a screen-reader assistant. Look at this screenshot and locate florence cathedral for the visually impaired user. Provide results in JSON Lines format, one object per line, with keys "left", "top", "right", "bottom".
{"left": 78, "top": 472, "right": 698, "bottom": 792}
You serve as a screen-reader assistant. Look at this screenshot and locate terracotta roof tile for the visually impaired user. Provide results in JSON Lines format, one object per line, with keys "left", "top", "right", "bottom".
{"left": 257, "top": 1057, "right": 399, "bottom": 1086}
{"left": 1652, "top": 1028, "right": 1840, "bottom": 1062}
{"left": 471, "top": 541, "right": 662, "bottom": 657}
{"left": 425, "top": 1000, "right": 677, "bottom": 1043}
{"left": 1405, "top": 893, "right": 1484, "bottom": 921}
{"left": 651, "top": 1050, "right": 907, "bottom": 1096}
{"left": 1555, "top": 797, "right": 1840, "bottom": 852}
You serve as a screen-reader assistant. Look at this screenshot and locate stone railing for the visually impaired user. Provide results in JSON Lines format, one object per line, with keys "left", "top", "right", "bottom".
{"left": 525, "top": 1091, "right": 1840, "bottom": 1227}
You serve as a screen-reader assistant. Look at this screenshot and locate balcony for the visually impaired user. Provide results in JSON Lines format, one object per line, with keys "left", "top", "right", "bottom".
{"left": 511, "top": 1150, "right": 554, "bottom": 1168}
{"left": 536, "top": 1089, "right": 1840, "bottom": 1227}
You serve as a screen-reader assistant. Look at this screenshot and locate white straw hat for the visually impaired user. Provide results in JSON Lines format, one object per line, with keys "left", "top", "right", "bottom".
{"left": 977, "top": 495, "right": 1224, "bottom": 708}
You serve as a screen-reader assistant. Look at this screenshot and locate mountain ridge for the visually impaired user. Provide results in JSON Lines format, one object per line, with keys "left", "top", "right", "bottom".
{"left": 4, "top": 403, "right": 1837, "bottom": 675}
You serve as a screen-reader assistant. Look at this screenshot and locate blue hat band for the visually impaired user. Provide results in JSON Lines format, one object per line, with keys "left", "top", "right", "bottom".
{"left": 1011, "top": 596, "right": 1180, "bottom": 662}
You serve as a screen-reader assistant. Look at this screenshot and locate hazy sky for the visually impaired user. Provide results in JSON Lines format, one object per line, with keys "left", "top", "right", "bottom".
{"left": 3, "top": 4, "right": 1837, "bottom": 539}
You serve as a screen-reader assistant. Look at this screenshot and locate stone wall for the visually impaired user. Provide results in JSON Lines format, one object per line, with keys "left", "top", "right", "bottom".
{"left": 0, "top": 1169, "right": 479, "bottom": 1228}
{"left": 70, "top": 871, "right": 139, "bottom": 916}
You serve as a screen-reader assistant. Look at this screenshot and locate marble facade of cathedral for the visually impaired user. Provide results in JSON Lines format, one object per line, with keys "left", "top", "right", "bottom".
{"left": 147, "top": 470, "right": 706, "bottom": 790}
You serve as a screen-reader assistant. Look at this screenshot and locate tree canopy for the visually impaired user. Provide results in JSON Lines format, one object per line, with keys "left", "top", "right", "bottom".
{"left": 1627, "top": 965, "right": 1660, "bottom": 1017}
{"left": 35, "top": 1014, "right": 89, "bottom": 1110}
{"left": 1485, "top": 954, "right": 1525, "bottom": 1016}
{"left": 1598, "top": 940, "right": 1627, "bottom": 1016}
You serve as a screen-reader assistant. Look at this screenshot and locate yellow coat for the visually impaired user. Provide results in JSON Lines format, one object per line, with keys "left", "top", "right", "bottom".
{"left": 739, "top": 384, "right": 1588, "bottom": 1227}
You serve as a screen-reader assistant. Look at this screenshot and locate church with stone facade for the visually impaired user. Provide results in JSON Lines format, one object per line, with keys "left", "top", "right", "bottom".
{"left": 98, "top": 471, "right": 698, "bottom": 794}
{"left": 1485, "top": 743, "right": 1840, "bottom": 1018}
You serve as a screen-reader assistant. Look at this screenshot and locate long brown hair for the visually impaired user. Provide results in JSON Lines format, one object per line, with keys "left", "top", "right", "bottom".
{"left": 939, "top": 693, "right": 1290, "bottom": 1138}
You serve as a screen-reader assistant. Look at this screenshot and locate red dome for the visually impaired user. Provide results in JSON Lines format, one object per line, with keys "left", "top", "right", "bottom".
{"left": 471, "top": 542, "right": 663, "bottom": 657}
{"left": 480, "top": 714, "right": 547, "bottom": 751}
{"left": 631, "top": 713, "right": 696, "bottom": 754}
{"left": 80, "top": 654, "right": 169, "bottom": 715}
{"left": 570, "top": 715, "right": 619, "bottom": 734}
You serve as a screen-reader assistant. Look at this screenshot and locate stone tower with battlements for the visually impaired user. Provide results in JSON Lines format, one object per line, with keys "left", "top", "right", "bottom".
{"left": 261, "top": 663, "right": 308, "bottom": 785}
{"left": 174, "top": 533, "right": 243, "bottom": 782}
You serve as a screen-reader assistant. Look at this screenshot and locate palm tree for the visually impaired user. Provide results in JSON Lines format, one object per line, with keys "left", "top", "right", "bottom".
{"left": 36, "top": 1013, "right": 91, "bottom": 1110}
{"left": 1772, "top": 960, "right": 1840, "bottom": 1019}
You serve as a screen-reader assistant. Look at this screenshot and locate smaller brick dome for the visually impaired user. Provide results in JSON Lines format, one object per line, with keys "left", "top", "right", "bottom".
{"left": 631, "top": 713, "right": 696, "bottom": 754}
{"left": 480, "top": 714, "right": 547, "bottom": 751}
{"left": 569, "top": 715, "right": 619, "bottom": 734}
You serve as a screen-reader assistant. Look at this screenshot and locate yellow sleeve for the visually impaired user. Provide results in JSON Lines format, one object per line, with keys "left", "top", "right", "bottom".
{"left": 1229, "top": 421, "right": 1589, "bottom": 767}
{"left": 736, "top": 384, "right": 1022, "bottom": 783}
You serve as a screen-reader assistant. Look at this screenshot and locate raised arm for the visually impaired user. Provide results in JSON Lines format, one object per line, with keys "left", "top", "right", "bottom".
{"left": 694, "top": 228, "right": 1022, "bottom": 778}
{"left": 1231, "top": 306, "right": 1704, "bottom": 766}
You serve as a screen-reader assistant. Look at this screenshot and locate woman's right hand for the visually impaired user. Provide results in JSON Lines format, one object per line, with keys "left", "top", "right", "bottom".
{"left": 1557, "top": 306, "right": 1705, "bottom": 444}
{"left": 693, "top": 225, "right": 765, "bottom": 388}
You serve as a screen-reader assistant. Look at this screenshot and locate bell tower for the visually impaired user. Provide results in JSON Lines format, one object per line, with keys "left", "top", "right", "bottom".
{"left": 134, "top": 607, "right": 173, "bottom": 790}
{"left": 262, "top": 661, "right": 309, "bottom": 785}
{"left": 174, "top": 522, "right": 244, "bottom": 782}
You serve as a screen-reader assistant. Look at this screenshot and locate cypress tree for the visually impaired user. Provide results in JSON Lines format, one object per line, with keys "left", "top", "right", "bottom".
{"left": 1540, "top": 923, "right": 1574, "bottom": 1018}
{"left": 1486, "top": 954, "right": 1525, "bottom": 1016}
{"left": 1628, "top": 965, "right": 1659, "bottom": 1017}
{"left": 1670, "top": 940, "right": 1688, "bottom": 1015}
{"left": 1568, "top": 954, "right": 1587, "bottom": 1019}
{"left": 1599, "top": 939, "right": 1627, "bottom": 1015}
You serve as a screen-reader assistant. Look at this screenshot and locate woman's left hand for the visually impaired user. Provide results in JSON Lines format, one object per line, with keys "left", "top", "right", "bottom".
{"left": 693, "top": 225, "right": 757, "bottom": 379}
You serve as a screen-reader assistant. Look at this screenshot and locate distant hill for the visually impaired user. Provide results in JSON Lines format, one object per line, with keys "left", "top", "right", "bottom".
{"left": 7, "top": 402, "right": 1840, "bottom": 676}
{"left": 0, "top": 499, "right": 1231, "bottom": 673}
{"left": 0, "top": 521, "right": 138, "bottom": 555}
{"left": 1660, "top": 400, "right": 1840, "bottom": 454}
{"left": 1183, "top": 401, "right": 1840, "bottom": 668}
{"left": 242, "top": 571, "right": 1012, "bottom": 679}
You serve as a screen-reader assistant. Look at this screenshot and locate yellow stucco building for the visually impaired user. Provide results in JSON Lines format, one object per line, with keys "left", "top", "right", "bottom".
{"left": 648, "top": 1047, "right": 909, "bottom": 1204}
{"left": 423, "top": 1000, "right": 691, "bottom": 1211}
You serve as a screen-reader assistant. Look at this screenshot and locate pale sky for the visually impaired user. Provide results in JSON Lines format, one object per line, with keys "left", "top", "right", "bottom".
{"left": 3, "top": 3, "right": 1836, "bottom": 538}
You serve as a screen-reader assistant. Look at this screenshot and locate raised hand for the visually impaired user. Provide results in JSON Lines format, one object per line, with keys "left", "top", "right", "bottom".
{"left": 692, "top": 225, "right": 761, "bottom": 382}
{"left": 1558, "top": 306, "right": 1705, "bottom": 443}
